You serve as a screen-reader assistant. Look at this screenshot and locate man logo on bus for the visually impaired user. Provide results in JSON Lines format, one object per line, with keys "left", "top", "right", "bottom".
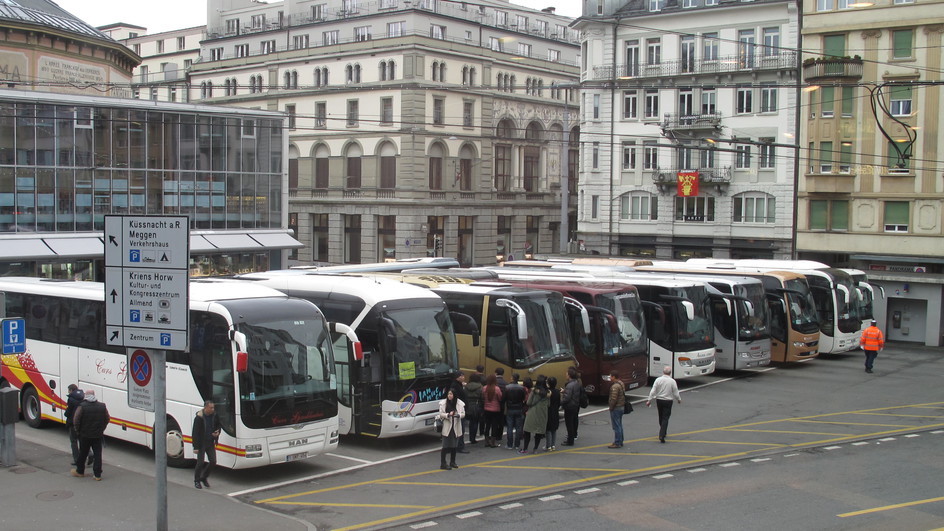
{"left": 396, "top": 391, "right": 417, "bottom": 413}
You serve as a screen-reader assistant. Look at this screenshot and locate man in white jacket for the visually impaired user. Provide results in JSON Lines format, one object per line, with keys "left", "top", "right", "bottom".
{"left": 646, "top": 366, "right": 681, "bottom": 443}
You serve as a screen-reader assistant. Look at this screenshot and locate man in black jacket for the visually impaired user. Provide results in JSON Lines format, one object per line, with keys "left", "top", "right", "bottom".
{"left": 64, "top": 384, "right": 84, "bottom": 466}
{"left": 192, "top": 400, "right": 222, "bottom": 489}
{"left": 71, "top": 390, "right": 110, "bottom": 481}
{"left": 561, "top": 367, "right": 581, "bottom": 446}
{"left": 503, "top": 373, "right": 527, "bottom": 450}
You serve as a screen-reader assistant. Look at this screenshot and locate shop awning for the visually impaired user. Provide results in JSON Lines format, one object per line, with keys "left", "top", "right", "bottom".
{"left": 200, "top": 233, "right": 263, "bottom": 252}
{"left": 0, "top": 238, "right": 57, "bottom": 260}
{"left": 43, "top": 236, "right": 104, "bottom": 258}
{"left": 249, "top": 232, "right": 304, "bottom": 249}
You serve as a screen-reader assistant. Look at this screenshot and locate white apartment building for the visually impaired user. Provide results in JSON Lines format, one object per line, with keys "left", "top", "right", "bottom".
{"left": 100, "top": 23, "right": 206, "bottom": 103}
{"left": 182, "top": 0, "right": 580, "bottom": 266}
{"left": 573, "top": 0, "right": 798, "bottom": 259}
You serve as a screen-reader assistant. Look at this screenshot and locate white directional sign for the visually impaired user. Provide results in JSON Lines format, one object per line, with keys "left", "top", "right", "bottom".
{"left": 105, "top": 216, "right": 189, "bottom": 351}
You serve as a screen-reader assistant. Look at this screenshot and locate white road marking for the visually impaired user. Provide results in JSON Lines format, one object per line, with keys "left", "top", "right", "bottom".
{"left": 784, "top": 453, "right": 800, "bottom": 457}
{"left": 500, "top": 503, "right": 523, "bottom": 510}
{"left": 410, "top": 522, "right": 438, "bottom": 529}
{"left": 575, "top": 487, "right": 600, "bottom": 494}
{"left": 905, "top": 434, "right": 920, "bottom": 438}
{"left": 852, "top": 442, "right": 869, "bottom": 446}
{"left": 687, "top": 468, "right": 707, "bottom": 473}
{"left": 719, "top": 462, "right": 740, "bottom": 467}
{"left": 540, "top": 494, "right": 565, "bottom": 502}
{"left": 823, "top": 446, "right": 842, "bottom": 450}
{"left": 750, "top": 458, "right": 771, "bottom": 463}
{"left": 617, "top": 480, "right": 639, "bottom": 486}
{"left": 879, "top": 437, "right": 896, "bottom": 442}
{"left": 326, "top": 453, "right": 372, "bottom": 464}
{"left": 456, "top": 511, "right": 482, "bottom": 519}
{"left": 931, "top": 430, "right": 943, "bottom": 434}
{"left": 653, "top": 473, "right": 674, "bottom": 479}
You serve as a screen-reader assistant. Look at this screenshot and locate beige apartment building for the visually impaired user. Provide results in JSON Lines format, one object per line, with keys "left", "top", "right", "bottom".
{"left": 798, "top": 0, "right": 944, "bottom": 345}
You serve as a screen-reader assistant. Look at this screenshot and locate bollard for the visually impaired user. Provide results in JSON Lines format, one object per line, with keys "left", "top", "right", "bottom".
{"left": 0, "top": 387, "right": 18, "bottom": 466}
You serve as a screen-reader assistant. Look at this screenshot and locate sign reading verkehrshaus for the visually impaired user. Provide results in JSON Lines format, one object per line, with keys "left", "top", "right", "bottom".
{"left": 105, "top": 216, "right": 189, "bottom": 351}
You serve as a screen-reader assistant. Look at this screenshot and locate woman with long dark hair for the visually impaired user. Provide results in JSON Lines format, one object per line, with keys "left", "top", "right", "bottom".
{"left": 438, "top": 388, "right": 465, "bottom": 469}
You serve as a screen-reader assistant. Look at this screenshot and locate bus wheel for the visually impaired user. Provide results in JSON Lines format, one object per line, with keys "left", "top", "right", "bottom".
{"left": 165, "top": 418, "right": 190, "bottom": 468}
{"left": 21, "top": 386, "right": 45, "bottom": 428}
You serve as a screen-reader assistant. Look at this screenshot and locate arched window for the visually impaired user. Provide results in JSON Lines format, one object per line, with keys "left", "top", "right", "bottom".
{"left": 206, "top": 81, "right": 213, "bottom": 98}
{"left": 380, "top": 61, "right": 388, "bottom": 81}
{"left": 291, "top": 70, "right": 298, "bottom": 88}
{"left": 432, "top": 61, "right": 439, "bottom": 81}
{"left": 346, "top": 64, "right": 353, "bottom": 83}
{"left": 620, "top": 192, "right": 659, "bottom": 221}
{"left": 313, "top": 144, "right": 330, "bottom": 189}
{"left": 388, "top": 60, "right": 396, "bottom": 80}
{"left": 345, "top": 143, "right": 363, "bottom": 189}
{"left": 354, "top": 64, "right": 361, "bottom": 83}
{"left": 438, "top": 62, "right": 446, "bottom": 82}
{"left": 509, "top": 75, "right": 516, "bottom": 92}
{"left": 469, "top": 67, "right": 476, "bottom": 86}
{"left": 284, "top": 71, "right": 291, "bottom": 89}
{"left": 462, "top": 66, "right": 469, "bottom": 85}
{"left": 458, "top": 145, "right": 475, "bottom": 191}
{"left": 428, "top": 143, "right": 444, "bottom": 190}
{"left": 379, "top": 141, "right": 397, "bottom": 189}
{"left": 732, "top": 192, "right": 776, "bottom": 223}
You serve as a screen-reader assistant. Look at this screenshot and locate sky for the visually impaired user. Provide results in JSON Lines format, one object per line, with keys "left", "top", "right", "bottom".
{"left": 51, "top": 0, "right": 582, "bottom": 35}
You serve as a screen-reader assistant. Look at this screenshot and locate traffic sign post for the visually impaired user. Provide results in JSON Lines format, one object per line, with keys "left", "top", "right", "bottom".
{"left": 105, "top": 215, "right": 187, "bottom": 531}
{"left": 1, "top": 318, "right": 26, "bottom": 355}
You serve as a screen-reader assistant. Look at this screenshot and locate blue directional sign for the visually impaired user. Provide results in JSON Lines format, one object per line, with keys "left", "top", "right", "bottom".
{"left": 2, "top": 318, "right": 26, "bottom": 355}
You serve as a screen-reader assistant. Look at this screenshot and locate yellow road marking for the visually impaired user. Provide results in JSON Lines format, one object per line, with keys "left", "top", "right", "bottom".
{"left": 848, "top": 412, "right": 944, "bottom": 419}
{"left": 268, "top": 501, "right": 433, "bottom": 509}
{"left": 377, "top": 481, "right": 533, "bottom": 489}
{"left": 787, "top": 419, "right": 916, "bottom": 428}
{"left": 672, "top": 440, "right": 788, "bottom": 447}
{"left": 568, "top": 451, "right": 713, "bottom": 458}
{"left": 475, "top": 465, "right": 629, "bottom": 472}
{"left": 333, "top": 447, "right": 778, "bottom": 531}
{"left": 723, "top": 428, "right": 852, "bottom": 436}
{"left": 838, "top": 495, "right": 944, "bottom": 517}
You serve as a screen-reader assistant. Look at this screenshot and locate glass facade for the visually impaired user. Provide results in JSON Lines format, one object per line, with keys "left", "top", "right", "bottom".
{"left": 0, "top": 99, "right": 284, "bottom": 233}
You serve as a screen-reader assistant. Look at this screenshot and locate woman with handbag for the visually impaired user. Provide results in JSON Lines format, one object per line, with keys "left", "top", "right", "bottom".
{"left": 438, "top": 389, "right": 465, "bottom": 469}
{"left": 481, "top": 374, "right": 503, "bottom": 448}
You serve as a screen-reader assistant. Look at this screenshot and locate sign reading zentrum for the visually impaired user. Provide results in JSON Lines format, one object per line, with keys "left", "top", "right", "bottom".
{"left": 104, "top": 215, "right": 189, "bottom": 351}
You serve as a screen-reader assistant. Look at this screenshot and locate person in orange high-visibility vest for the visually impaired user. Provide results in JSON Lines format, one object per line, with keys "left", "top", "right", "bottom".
{"left": 860, "top": 320, "right": 885, "bottom": 374}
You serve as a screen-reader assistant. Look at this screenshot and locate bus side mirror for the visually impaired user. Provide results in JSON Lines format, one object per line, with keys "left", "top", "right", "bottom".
{"left": 449, "top": 312, "right": 480, "bottom": 347}
{"left": 681, "top": 300, "right": 695, "bottom": 321}
{"left": 496, "top": 298, "right": 528, "bottom": 341}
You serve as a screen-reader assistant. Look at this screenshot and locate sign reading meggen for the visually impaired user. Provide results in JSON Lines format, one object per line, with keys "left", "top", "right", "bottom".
{"left": 105, "top": 215, "right": 189, "bottom": 351}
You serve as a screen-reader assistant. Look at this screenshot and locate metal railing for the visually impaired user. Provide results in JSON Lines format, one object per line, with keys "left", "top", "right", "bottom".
{"left": 802, "top": 58, "right": 864, "bottom": 81}
{"left": 591, "top": 52, "right": 797, "bottom": 81}
{"left": 661, "top": 112, "right": 722, "bottom": 130}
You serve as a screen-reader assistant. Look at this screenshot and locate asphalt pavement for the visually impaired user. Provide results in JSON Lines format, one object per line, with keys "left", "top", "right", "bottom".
{"left": 1, "top": 342, "right": 940, "bottom": 530}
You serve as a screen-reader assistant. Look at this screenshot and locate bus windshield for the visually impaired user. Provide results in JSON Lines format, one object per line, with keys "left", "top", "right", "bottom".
{"left": 232, "top": 300, "right": 337, "bottom": 429}
{"left": 672, "top": 286, "right": 713, "bottom": 351}
{"left": 385, "top": 305, "right": 458, "bottom": 381}
{"left": 596, "top": 291, "right": 647, "bottom": 356}
{"left": 732, "top": 283, "right": 769, "bottom": 342}
{"left": 512, "top": 294, "right": 574, "bottom": 366}
{"left": 834, "top": 276, "right": 862, "bottom": 333}
{"left": 783, "top": 278, "right": 820, "bottom": 334}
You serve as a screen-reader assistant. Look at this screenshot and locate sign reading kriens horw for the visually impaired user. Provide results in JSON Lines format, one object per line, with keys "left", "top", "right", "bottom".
{"left": 105, "top": 216, "right": 189, "bottom": 351}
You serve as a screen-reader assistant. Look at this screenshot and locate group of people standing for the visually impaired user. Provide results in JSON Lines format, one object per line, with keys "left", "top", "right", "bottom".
{"left": 438, "top": 364, "right": 683, "bottom": 469}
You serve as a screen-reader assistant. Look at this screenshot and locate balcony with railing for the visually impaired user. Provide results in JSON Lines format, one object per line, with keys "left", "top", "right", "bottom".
{"left": 652, "top": 167, "right": 732, "bottom": 194}
{"left": 802, "top": 56, "right": 863, "bottom": 83}
{"left": 661, "top": 112, "right": 722, "bottom": 133}
{"left": 590, "top": 51, "right": 797, "bottom": 81}
{"left": 206, "top": 0, "right": 581, "bottom": 44}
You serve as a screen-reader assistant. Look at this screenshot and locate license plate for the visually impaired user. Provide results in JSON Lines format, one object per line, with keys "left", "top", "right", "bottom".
{"left": 425, "top": 418, "right": 434, "bottom": 426}
{"left": 628, "top": 382, "right": 640, "bottom": 389}
{"left": 286, "top": 451, "right": 308, "bottom": 462}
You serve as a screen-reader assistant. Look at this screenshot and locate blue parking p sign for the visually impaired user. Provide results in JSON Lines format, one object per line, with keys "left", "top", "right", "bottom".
{"left": 2, "top": 318, "right": 26, "bottom": 355}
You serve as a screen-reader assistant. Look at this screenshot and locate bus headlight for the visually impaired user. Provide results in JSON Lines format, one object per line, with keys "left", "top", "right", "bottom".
{"left": 738, "top": 352, "right": 751, "bottom": 359}
{"left": 678, "top": 357, "right": 693, "bottom": 367}
{"left": 601, "top": 374, "right": 612, "bottom": 382}
{"left": 793, "top": 341, "right": 806, "bottom": 347}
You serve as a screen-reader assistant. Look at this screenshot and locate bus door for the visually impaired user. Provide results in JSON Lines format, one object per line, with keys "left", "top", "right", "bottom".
{"left": 329, "top": 322, "right": 365, "bottom": 436}
{"left": 707, "top": 294, "right": 736, "bottom": 369}
{"left": 641, "top": 301, "right": 669, "bottom": 377}
{"left": 566, "top": 303, "right": 600, "bottom": 392}
{"left": 766, "top": 293, "right": 789, "bottom": 362}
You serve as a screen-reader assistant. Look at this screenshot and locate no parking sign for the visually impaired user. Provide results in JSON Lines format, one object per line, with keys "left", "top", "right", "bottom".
{"left": 128, "top": 348, "right": 155, "bottom": 412}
